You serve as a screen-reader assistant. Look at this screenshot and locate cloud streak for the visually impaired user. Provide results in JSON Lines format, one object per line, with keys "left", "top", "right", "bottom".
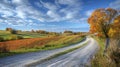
{"left": 109, "top": 0, "right": 120, "bottom": 10}
{"left": 0, "top": 0, "right": 83, "bottom": 26}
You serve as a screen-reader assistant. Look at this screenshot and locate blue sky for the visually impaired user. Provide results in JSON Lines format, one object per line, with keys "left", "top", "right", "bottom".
{"left": 0, "top": 0, "right": 120, "bottom": 32}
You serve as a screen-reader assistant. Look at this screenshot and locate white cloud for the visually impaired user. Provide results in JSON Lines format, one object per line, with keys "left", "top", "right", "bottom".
{"left": 66, "top": 13, "right": 74, "bottom": 19}
{"left": 85, "top": 10, "right": 94, "bottom": 17}
{"left": 56, "top": 0, "right": 79, "bottom": 6}
{"left": 0, "top": 0, "right": 83, "bottom": 26}
{"left": 47, "top": 10, "right": 60, "bottom": 21}
{"left": 3, "top": 0, "right": 11, "bottom": 4}
{"left": 47, "top": 11, "right": 58, "bottom": 18}
{"left": 109, "top": 0, "right": 120, "bottom": 9}
{"left": 12, "top": 0, "right": 22, "bottom": 4}
{"left": 41, "top": 1, "right": 58, "bottom": 11}
{"left": 16, "top": 10, "right": 26, "bottom": 18}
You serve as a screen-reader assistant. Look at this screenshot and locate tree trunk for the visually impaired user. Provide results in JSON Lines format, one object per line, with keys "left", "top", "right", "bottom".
{"left": 104, "top": 37, "right": 110, "bottom": 54}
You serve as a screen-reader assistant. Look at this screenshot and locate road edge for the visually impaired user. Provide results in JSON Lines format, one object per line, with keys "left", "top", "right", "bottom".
{"left": 26, "top": 38, "right": 88, "bottom": 67}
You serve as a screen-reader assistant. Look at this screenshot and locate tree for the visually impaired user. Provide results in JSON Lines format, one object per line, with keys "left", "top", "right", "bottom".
{"left": 88, "top": 8, "right": 119, "bottom": 53}
{"left": 6, "top": 28, "right": 18, "bottom": 34}
{"left": 10, "top": 29, "right": 18, "bottom": 34}
{"left": 31, "top": 29, "right": 35, "bottom": 33}
{"left": 6, "top": 28, "right": 12, "bottom": 31}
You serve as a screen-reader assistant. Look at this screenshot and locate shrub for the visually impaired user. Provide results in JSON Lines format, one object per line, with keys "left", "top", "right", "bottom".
{"left": 17, "top": 36, "right": 23, "bottom": 39}
{"left": 0, "top": 44, "right": 9, "bottom": 52}
{"left": 0, "top": 37, "right": 4, "bottom": 42}
{"left": 44, "top": 44, "right": 52, "bottom": 47}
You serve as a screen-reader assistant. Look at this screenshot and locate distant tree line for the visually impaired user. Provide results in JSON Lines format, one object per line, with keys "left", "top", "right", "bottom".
{"left": 31, "top": 29, "right": 48, "bottom": 34}
{"left": 31, "top": 29, "right": 61, "bottom": 36}
{"left": 5, "top": 28, "right": 88, "bottom": 36}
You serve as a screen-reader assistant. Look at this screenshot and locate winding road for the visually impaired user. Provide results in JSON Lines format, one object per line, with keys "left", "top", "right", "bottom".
{"left": 30, "top": 37, "right": 99, "bottom": 67}
{"left": 0, "top": 37, "right": 98, "bottom": 67}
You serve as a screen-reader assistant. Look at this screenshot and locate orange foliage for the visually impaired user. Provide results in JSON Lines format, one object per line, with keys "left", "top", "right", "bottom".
{"left": 88, "top": 8, "right": 119, "bottom": 38}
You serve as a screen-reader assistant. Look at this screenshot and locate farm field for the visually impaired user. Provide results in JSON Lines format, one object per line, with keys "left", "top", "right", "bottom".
{"left": 0, "top": 30, "right": 50, "bottom": 42}
{"left": 0, "top": 34, "right": 85, "bottom": 58}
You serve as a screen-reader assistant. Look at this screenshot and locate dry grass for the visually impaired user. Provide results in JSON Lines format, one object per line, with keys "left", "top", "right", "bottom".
{"left": 91, "top": 37, "right": 120, "bottom": 67}
{"left": 0, "top": 36, "right": 61, "bottom": 51}
{"left": 108, "top": 39, "right": 120, "bottom": 67}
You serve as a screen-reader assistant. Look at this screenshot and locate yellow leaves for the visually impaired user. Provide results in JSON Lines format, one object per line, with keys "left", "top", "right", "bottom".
{"left": 108, "top": 28, "right": 115, "bottom": 37}
{"left": 114, "top": 20, "right": 119, "bottom": 23}
{"left": 109, "top": 15, "right": 120, "bottom": 38}
{"left": 114, "top": 15, "right": 120, "bottom": 24}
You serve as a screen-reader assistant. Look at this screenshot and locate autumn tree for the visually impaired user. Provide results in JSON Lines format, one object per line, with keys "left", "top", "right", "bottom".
{"left": 88, "top": 8, "right": 119, "bottom": 53}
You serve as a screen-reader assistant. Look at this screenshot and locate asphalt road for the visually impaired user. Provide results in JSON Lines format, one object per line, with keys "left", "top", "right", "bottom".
{"left": 30, "top": 37, "right": 99, "bottom": 67}
{"left": 0, "top": 37, "right": 90, "bottom": 67}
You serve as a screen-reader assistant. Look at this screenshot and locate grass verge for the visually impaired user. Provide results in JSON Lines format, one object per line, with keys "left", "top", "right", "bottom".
{"left": 91, "top": 37, "right": 116, "bottom": 67}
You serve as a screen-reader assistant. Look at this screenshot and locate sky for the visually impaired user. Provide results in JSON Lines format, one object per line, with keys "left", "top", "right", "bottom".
{"left": 0, "top": 0, "right": 120, "bottom": 32}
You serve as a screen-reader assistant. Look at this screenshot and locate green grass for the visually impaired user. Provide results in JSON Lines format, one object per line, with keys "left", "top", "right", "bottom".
{"left": 0, "top": 30, "right": 10, "bottom": 34}
{"left": 0, "top": 30, "right": 48, "bottom": 41}
{"left": 17, "top": 32, "right": 48, "bottom": 38}
{"left": 91, "top": 37, "right": 116, "bottom": 67}
{"left": 0, "top": 52, "right": 24, "bottom": 58}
